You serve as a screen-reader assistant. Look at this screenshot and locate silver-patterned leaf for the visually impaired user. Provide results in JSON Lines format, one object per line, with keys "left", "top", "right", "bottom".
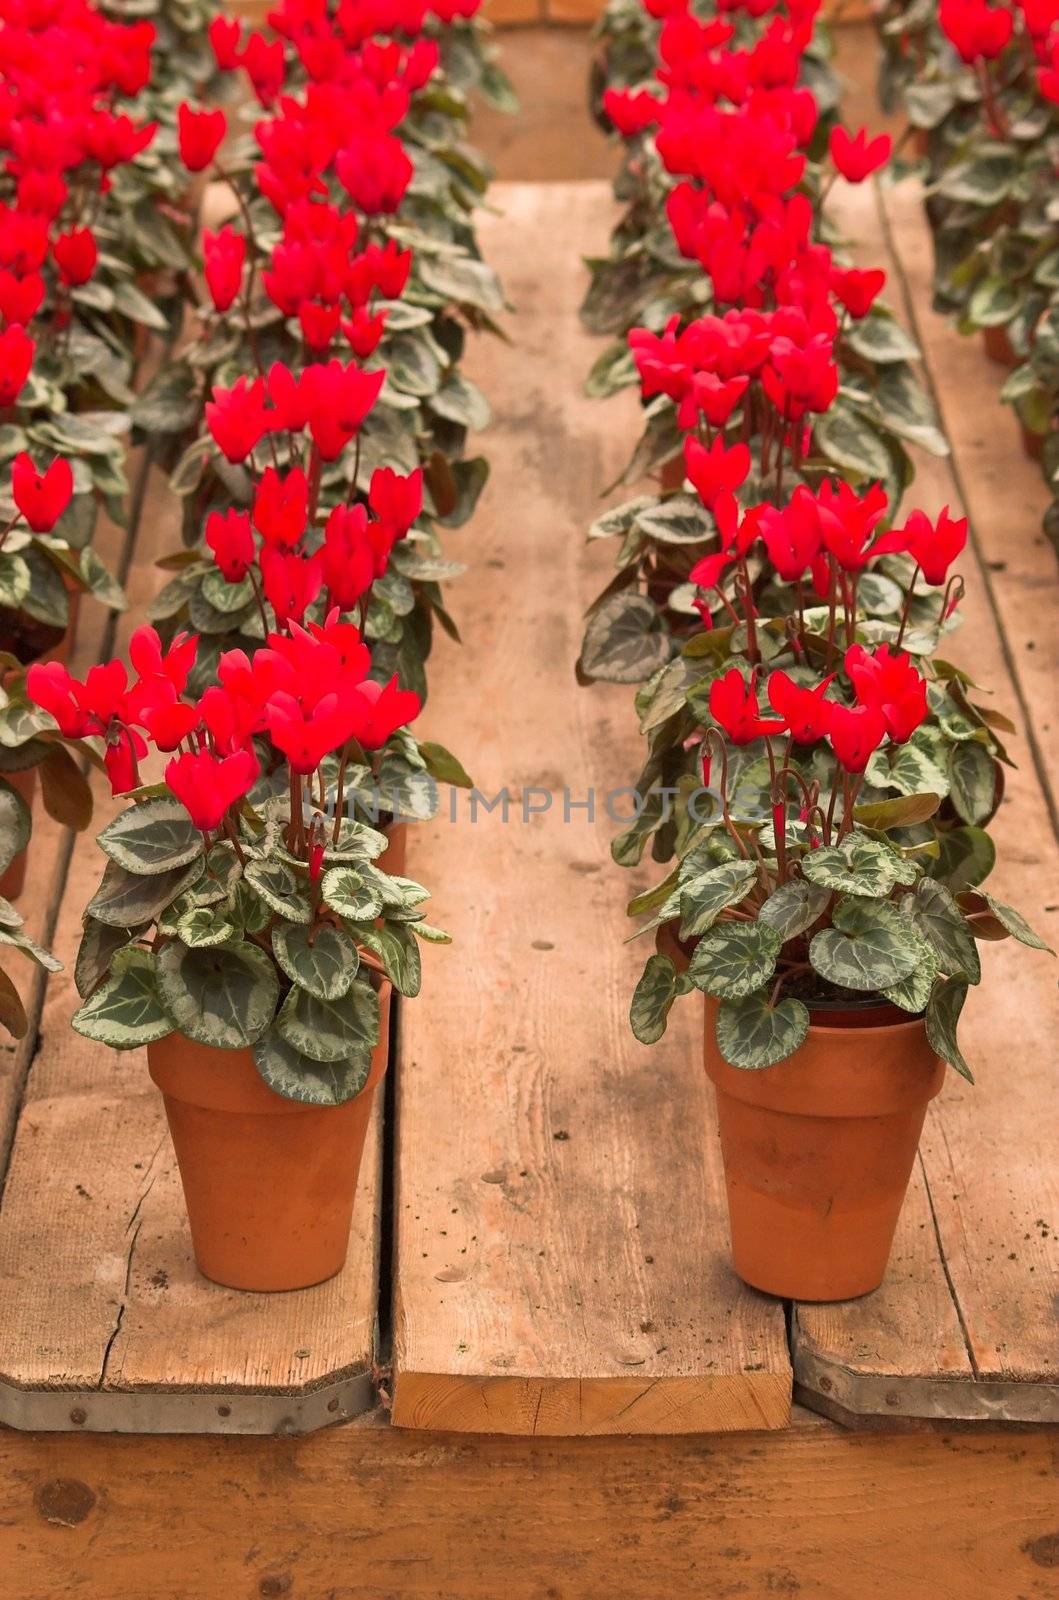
{"left": 759, "top": 879, "right": 831, "bottom": 940}
{"left": 272, "top": 922, "right": 360, "bottom": 1001}
{"left": 156, "top": 939, "right": 279, "bottom": 1048}
{"left": 630, "top": 953, "right": 678, "bottom": 1045}
{"left": 715, "top": 993, "right": 810, "bottom": 1070}
{"left": 948, "top": 741, "right": 998, "bottom": 826}
{"left": 86, "top": 858, "right": 204, "bottom": 929}
{"left": 0, "top": 780, "right": 31, "bottom": 873}
{"left": 810, "top": 899, "right": 921, "bottom": 992}
{"left": 72, "top": 947, "right": 172, "bottom": 1049}
{"left": 97, "top": 798, "right": 204, "bottom": 876}
{"left": 244, "top": 859, "right": 312, "bottom": 924}
{"left": 275, "top": 978, "right": 379, "bottom": 1064}
{"left": 902, "top": 878, "right": 981, "bottom": 982}
{"left": 252, "top": 1028, "right": 374, "bottom": 1106}
{"left": 679, "top": 860, "right": 758, "bottom": 939}
{"left": 688, "top": 922, "right": 781, "bottom": 999}
{"left": 176, "top": 905, "right": 239, "bottom": 948}
{"left": 321, "top": 866, "right": 384, "bottom": 922}
{"left": 356, "top": 924, "right": 422, "bottom": 997}
{"left": 802, "top": 836, "right": 916, "bottom": 898}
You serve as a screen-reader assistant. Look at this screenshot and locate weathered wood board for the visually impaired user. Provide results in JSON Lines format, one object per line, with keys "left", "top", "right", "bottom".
{"left": 390, "top": 180, "right": 794, "bottom": 1437}
{"left": 790, "top": 180, "right": 1059, "bottom": 1427}
{"left": 5, "top": 1410, "right": 1059, "bottom": 1600}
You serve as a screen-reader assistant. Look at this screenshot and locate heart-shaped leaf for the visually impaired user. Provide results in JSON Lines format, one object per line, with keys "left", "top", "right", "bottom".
{"left": 679, "top": 859, "right": 758, "bottom": 938}
{"left": 72, "top": 946, "right": 172, "bottom": 1049}
{"left": 86, "top": 858, "right": 203, "bottom": 929}
{"left": 0, "top": 779, "right": 31, "bottom": 874}
{"left": 273, "top": 922, "right": 360, "bottom": 1001}
{"left": 948, "top": 742, "right": 999, "bottom": 826}
{"left": 322, "top": 866, "right": 384, "bottom": 922}
{"left": 853, "top": 792, "right": 941, "bottom": 831}
{"left": 810, "top": 899, "right": 922, "bottom": 992}
{"left": 963, "top": 890, "right": 1053, "bottom": 953}
{"left": 903, "top": 878, "right": 981, "bottom": 982}
{"left": 356, "top": 924, "right": 422, "bottom": 997}
{"left": 275, "top": 978, "right": 379, "bottom": 1064}
{"left": 156, "top": 939, "right": 279, "bottom": 1049}
{"left": 715, "top": 992, "right": 810, "bottom": 1070}
{"left": 689, "top": 922, "right": 781, "bottom": 999}
{"left": 759, "top": 878, "right": 831, "bottom": 940}
{"left": 245, "top": 860, "right": 312, "bottom": 924}
{"left": 803, "top": 836, "right": 916, "bottom": 898}
{"left": 252, "top": 1028, "right": 374, "bottom": 1106}
{"left": 98, "top": 798, "right": 204, "bottom": 876}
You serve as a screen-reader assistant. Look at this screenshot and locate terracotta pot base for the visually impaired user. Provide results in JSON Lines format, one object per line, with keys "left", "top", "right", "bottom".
{"left": 148, "top": 984, "right": 391, "bottom": 1292}
{"left": 704, "top": 997, "right": 945, "bottom": 1301}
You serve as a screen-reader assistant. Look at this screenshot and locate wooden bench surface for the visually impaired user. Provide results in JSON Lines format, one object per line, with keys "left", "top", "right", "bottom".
{"left": 0, "top": 179, "right": 1055, "bottom": 1438}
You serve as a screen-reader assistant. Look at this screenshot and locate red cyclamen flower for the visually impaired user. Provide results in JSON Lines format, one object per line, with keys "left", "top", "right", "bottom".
{"left": 829, "top": 126, "right": 892, "bottom": 183}
{"left": 11, "top": 453, "right": 73, "bottom": 532}
{"left": 177, "top": 104, "right": 227, "bottom": 172}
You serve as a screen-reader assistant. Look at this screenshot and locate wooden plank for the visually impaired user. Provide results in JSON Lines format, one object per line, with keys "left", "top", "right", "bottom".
{"left": 792, "top": 180, "right": 1059, "bottom": 1425}
{"left": 4, "top": 1411, "right": 1059, "bottom": 1599}
{"left": 391, "top": 180, "right": 791, "bottom": 1438}
{"left": 0, "top": 458, "right": 384, "bottom": 1435}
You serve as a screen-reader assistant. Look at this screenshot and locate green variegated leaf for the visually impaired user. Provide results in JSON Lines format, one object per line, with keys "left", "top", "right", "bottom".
{"left": 948, "top": 741, "right": 999, "bottom": 826}
{"left": 974, "top": 891, "right": 1053, "bottom": 953}
{"left": 759, "top": 879, "right": 830, "bottom": 940}
{"left": 228, "top": 879, "right": 273, "bottom": 936}
{"left": 194, "top": 841, "right": 242, "bottom": 905}
{"left": 882, "top": 927, "right": 938, "bottom": 1013}
{"left": 322, "top": 818, "right": 389, "bottom": 863}
{"left": 678, "top": 860, "right": 758, "bottom": 938}
{"left": 252, "top": 1028, "right": 373, "bottom": 1106}
{"left": 810, "top": 899, "right": 921, "bottom": 992}
{"left": 176, "top": 905, "right": 239, "bottom": 948}
{"left": 86, "top": 858, "right": 203, "bottom": 929}
{"left": 925, "top": 975, "right": 974, "bottom": 1082}
{"left": 156, "top": 940, "right": 279, "bottom": 1048}
{"left": 74, "top": 917, "right": 147, "bottom": 999}
{"left": 275, "top": 978, "right": 379, "bottom": 1063}
{"left": 244, "top": 859, "right": 312, "bottom": 924}
{"left": 356, "top": 924, "right": 421, "bottom": 997}
{"left": 867, "top": 730, "right": 950, "bottom": 798}
{"left": 72, "top": 947, "right": 172, "bottom": 1048}
{"left": 630, "top": 953, "right": 678, "bottom": 1044}
{"left": 689, "top": 922, "right": 781, "bottom": 999}
{"left": 636, "top": 494, "right": 716, "bottom": 545}
{"left": 322, "top": 866, "right": 384, "bottom": 921}
{"left": 0, "top": 925, "right": 60, "bottom": 971}
{"left": 802, "top": 836, "right": 916, "bottom": 898}
{"left": 579, "top": 591, "right": 671, "bottom": 684}
{"left": 0, "top": 893, "right": 21, "bottom": 928}
{"left": 933, "top": 825, "right": 995, "bottom": 892}
{"left": 715, "top": 992, "right": 810, "bottom": 1069}
{"left": 903, "top": 878, "right": 981, "bottom": 983}
{"left": 411, "top": 922, "right": 452, "bottom": 944}
{"left": 272, "top": 922, "right": 360, "bottom": 1001}
{"left": 0, "top": 779, "right": 31, "bottom": 873}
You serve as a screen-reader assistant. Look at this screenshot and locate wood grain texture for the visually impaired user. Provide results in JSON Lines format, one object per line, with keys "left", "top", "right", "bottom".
{"left": 4, "top": 1412, "right": 1059, "bottom": 1600}
{"left": 792, "top": 181, "right": 1059, "bottom": 1425}
{"left": 391, "top": 181, "right": 791, "bottom": 1437}
{"left": 0, "top": 463, "right": 383, "bottom": 1433}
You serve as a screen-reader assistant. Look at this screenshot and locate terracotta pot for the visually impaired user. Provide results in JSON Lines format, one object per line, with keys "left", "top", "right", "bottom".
{"left": 0, "top": 765, "right": 35, "bottom": 901}
{"left": 704, "top": 996, "right": 946, "bottom": 1301}
{"left": 147, "top": 982, "right": 392, "bottom": 1292}
{"left": 909, "top": 127, "right": 930, "bottom": 160}
{"left": 660, "top": 454, "right": 685, "bottom": 493}
{"left": 1020, "top": 422, "right": 1045, "bottom": 462}
{"left": 981, "top": 325, "right": 1018, "bottom": 368}
{"left": 380, "top": 819, "right": 408, "bottom": 878}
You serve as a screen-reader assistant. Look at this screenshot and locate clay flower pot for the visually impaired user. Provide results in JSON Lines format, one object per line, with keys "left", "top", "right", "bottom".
{"left": 704, "top": 996, "right": 946, "bottom": 1301}
{"left": 380, "top": 819, "right": 408, "bottom": 877}
{"left": 147, "top": 983, "right": 391, "bottom": 1292}
{"left": 981, "top": 324, "right": 1018, "bottom": 368}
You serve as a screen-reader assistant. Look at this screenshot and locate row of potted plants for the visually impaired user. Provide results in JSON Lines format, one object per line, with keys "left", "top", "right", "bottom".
{"left": 584, "top": 0, "right": 1050, "bottom": 1301}
{"left": 0, "top": 0, "right": 225, "bottom": 1029}
{"left": 877, "top": 0, "right": 1059, "bottom": 550}
{"left": 12, "top": 0, "right": 508, "bottom": 1293}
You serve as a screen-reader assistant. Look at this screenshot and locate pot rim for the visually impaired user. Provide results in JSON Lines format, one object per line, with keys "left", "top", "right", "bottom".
{"left": 800, "top": 1002, "right": 925, "bottom": 1036}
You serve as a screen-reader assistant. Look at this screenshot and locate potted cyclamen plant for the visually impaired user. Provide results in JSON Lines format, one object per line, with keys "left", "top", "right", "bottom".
{"left": 29, "top": 617, "right": 442, "bottom": 1293}
{"left": 632, "top": 643, "right": 1051, "bottom": 1301}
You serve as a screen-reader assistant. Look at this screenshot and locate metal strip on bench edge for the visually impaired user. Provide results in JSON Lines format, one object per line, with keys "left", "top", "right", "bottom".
{"left": 0, "top": 1369, "right": 376, "bottom": 1435}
